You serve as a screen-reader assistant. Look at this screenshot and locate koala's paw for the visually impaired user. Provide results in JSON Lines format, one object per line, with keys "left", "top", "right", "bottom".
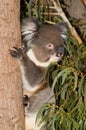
{"left": 23, "top": 95, "right": 30, "bottom": 107}
{"left": 9, "top": 47, "right": 23, "bottom": 58}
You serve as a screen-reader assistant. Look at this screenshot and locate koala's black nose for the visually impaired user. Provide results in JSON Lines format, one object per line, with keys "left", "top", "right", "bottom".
{"left": 56, "top": 46, "right": 64, "bottom": 57}
{"left": 23, "top": 95, "right": 30, "bottom": 107}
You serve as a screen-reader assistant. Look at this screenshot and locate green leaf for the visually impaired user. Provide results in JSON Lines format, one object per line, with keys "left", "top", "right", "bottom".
{"left": 61, "top": 89, "right": 66, "bottom": 100}
{"left": 62, "top": 69, "right": 72, "bottom": 85}
{"left": 52, "top": 70, "right": 58, "bottom": 80}
{"left": 84, "top": 121, "right": 86, "bottom": 130}
{"left": 79, "top": 120, "right": 84, "bottom": 130}
{"left": 83, "top": 82, "right": 86, "bottom": 95}
{"left": 28, "top": 0, "right": 33, "bottom": 18}
{"left": 36, "top": 103, "right": 51, "bottom": 125}
{"left": 73, "top": 72, "right": 78, "bottom": 90}
{"left": 78, "top": 75, "right": 85, "bottom": 96}
{"left": 52, "top": 67, "right": 72, "bottom": 90}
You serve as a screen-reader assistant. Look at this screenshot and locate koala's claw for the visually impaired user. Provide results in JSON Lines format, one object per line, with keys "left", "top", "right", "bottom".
{"left": 23, "top": 95, "right": 30, "bottom": 107}
{"left": 9, "top": 47, "right": 23, "bottom": 58}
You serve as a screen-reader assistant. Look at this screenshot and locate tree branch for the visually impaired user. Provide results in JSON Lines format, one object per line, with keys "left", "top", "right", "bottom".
{"left": 82, "top": 0, "right": 86, "bottom": 7}
{"left": 51, "top": 0, "right": 82, "bottom": 44}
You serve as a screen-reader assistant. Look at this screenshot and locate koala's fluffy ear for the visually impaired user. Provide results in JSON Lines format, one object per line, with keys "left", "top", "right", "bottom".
{"left": 55, "top": 22, "right": 68, "bottom": 39}
{"left": 21, "top": 18, "right": 41, "bottom": 48}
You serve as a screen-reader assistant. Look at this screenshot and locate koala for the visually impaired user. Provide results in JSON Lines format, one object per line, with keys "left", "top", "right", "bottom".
{"left": 10, "top": 18, "right": 67, "bottom": 130}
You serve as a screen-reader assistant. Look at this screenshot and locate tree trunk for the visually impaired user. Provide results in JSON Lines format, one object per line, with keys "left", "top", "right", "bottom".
{"left": 0, "top": 0, "right": 24, "bottom": 130}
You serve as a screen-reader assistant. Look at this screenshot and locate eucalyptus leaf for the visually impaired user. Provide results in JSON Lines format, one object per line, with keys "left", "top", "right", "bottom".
{"left": 73, "top": 72, "right": 78, "bottom": 90}
{"left": 78, "top": 76, "right": 85, "bottom": 96}
{"left": 28, "top": 0, "right": 33, "bottom": 18}
{"left": 84, "top": 121, "right": 86, "bottom": 130}
{"left": 62, "top": 69, "right": 72, "bottom": 85}
{"left": 36, "top": 103, "right": 51, "bottom": 124}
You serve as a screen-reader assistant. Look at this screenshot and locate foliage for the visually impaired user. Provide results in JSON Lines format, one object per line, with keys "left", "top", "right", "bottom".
{"left": 36, "top": 35, "right": 86, "bottom": 130}
{"left": 20, "top": 0, "right": 62, "bottom": 22}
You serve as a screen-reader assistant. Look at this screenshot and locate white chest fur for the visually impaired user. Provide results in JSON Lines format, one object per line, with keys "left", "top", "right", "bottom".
{"left": 25, "top": 113, "right": 41, "bottom": 130}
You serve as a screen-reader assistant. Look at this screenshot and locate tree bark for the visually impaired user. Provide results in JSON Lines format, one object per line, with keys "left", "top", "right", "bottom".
{"left": 0, "top": 0, "right": 24, "bottom": 130}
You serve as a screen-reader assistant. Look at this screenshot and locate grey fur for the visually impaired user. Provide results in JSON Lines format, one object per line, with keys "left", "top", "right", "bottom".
{"left": 55, "top": 22, "right": 68, "bottom": 39}
{"left": 21, "top": 18, "right": 41, "bottom": 48}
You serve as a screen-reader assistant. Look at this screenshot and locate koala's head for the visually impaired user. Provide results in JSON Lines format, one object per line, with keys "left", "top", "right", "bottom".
{"left": 21, "top": 18, "right": 67, "bottom": 67}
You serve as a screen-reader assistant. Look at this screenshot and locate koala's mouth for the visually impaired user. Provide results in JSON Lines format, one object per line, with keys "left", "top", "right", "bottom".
{"left": 49, "top": 53, "right": 63, "bottom": 62}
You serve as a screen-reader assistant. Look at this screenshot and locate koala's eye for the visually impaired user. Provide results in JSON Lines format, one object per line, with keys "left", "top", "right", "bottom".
{"left": 46, "top": 43, "right": 54, "bottom": 50}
